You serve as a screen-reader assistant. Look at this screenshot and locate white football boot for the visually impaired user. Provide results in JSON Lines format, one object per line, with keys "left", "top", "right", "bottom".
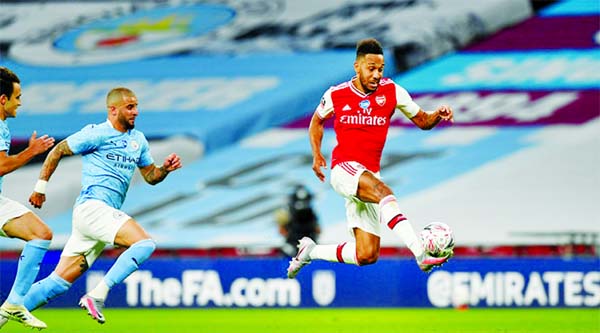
{"left": 286, "top": 237, "right": 316, "bottom": 278}
{"left": 0, "top": 302, "right": 47, "bottom": 330}
{"left": 79, "top": 295, "right": 105, "bottom": 324}
{"left": 417, "top": 250, "right": 453, "bottom": 273}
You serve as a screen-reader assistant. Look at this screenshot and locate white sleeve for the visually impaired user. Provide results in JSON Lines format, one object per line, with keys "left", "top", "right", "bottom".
{"left": 394, "top": 83, "right": 421, "bottom": 119}
{"left": 315, "top": 88, "right": 334, "bottom": 119}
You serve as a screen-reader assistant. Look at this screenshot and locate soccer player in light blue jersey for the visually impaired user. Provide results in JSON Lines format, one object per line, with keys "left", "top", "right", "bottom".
{"left": 0, "top": 67, "right": 55, "bottom": 330}
{"left": 15, "top": 87, "right": 181, "bottom": 325}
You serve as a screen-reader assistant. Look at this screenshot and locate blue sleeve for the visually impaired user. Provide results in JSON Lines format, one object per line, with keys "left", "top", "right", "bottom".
{"left": 0, "top": 125, "right": 10, "bottom": 152}
{"left": 0, "top": 139, "right": 9, "bottom": 152}
{"left": 137, "top": 133, "right": 154, "bottom": 168}
{"left": 66, "top": 124, "right": 101, "bottom": 155}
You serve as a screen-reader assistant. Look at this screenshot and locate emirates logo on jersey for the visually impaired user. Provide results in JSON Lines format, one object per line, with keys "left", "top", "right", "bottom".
{"left": 339, "top": 114, "right": 387, "bottom": 126}
{"left": 376, "top": 95, "right": 386, "bottom": 106}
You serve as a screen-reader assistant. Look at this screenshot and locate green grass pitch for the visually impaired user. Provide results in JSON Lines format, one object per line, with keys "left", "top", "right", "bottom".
{"left": 4, "top": 308, "right": 598, "bottom": 333}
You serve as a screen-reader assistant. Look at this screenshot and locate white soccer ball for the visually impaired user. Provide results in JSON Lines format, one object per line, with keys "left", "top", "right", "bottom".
{"left": 420, "top": 222, "right": 455, "bottom": 257}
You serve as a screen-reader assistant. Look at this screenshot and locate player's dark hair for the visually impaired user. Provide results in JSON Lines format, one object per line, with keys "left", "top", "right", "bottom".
{"left": 356, "top": 38, "right": 384, "bottom": 58}
{"left": 0, "top": 67, "right": 20, "bottom": 99}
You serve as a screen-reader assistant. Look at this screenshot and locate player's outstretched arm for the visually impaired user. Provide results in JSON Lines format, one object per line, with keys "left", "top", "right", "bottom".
{"left": 410, "top": 105, "right": 454, "bottom": 130}
{"left": 29, "top": 140, "right": 73, "bottom": 208}
{"left": 0, "top": 131, "right": 54, "bottom": 176}
{"left": 139, "top": 153, "right": 182, "bottom": 185}
{"left": 308, "top": 112, "right": 329, "bottom": 182}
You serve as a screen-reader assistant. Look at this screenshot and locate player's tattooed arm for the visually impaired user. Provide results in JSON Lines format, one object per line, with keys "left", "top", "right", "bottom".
{"left": 139, "top": 153, "right": 182, "bottom": 185}
{"left": 30, "top": 140, "right": 74, "bottom": 208}
{"left": 139, "top": 164, "right": 169, "bottom": 185}
{"left": 38, "top": 140, "right": 74, "bottom": 181}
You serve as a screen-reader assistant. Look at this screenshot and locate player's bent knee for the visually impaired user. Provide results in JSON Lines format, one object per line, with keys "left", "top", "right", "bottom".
{"left": 24, "top": 224, "right": 52, "bottom": 241}
{"left": 356, "top": 252, "right": 379, "bottom": 266}
{"left": 35, "top": 224, "right": 53, "bottom": 241}
{"left": 29, "top": 214, "right": 53, "bottom": 240}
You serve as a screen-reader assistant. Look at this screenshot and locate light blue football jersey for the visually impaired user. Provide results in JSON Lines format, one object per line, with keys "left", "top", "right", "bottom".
{"left": 67, "top": 120, "right": 154, "bottom": 209}
{"left": 0, "top": 120, "right": 11, "bottom": 193}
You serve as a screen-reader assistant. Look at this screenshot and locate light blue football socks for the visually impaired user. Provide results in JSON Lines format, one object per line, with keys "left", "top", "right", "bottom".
{"left": 88, "top": 239, "right": 156, "bottom": 301}
{"left": 23, "top": 272, "right": 71, "bottom": 311}
{"left": 105, "top": 239, "right": 155, "bottom": 288}
{"left": 19, "top": 239, "right": 155, "bottom": 310}
{"left": 6, "top": 239, "right": 51, "bottom": 305}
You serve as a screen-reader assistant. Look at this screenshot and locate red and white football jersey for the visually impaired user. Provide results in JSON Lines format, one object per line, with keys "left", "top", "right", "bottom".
{"left": 315, "top": 77, "right": 420, "bottom": 173}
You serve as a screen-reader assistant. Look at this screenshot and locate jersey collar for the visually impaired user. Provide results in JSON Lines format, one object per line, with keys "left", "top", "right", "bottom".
{"left": 349, "top": 76, "right": 375, "bottom": 98}
{"left": 106, "top": 119, "right": 132, "bottom": 134}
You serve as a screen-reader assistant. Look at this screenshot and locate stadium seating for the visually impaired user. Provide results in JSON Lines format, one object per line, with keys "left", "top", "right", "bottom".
{"left": 0, "top": 0, "right": 597, "bottom": 256}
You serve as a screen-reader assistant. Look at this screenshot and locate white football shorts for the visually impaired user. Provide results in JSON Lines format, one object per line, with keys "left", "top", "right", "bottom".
{"left": 62, "top": 199, "right": 132, "bottom": 265}
{"left": 0, "top": 195, "right": 32, "bottom": 237}
{"left": 330, "top": 161, "right": 382, "bottom": 238}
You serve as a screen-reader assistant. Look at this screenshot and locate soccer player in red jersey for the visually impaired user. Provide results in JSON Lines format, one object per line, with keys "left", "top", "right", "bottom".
{"left": 287, "top": 38, "right": 454, "bottom": 278}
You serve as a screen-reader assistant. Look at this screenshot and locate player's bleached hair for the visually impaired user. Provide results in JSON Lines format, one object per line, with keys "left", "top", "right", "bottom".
{"left": 356, "top": 38, "right": 384, "bottom": 58}
{"left": 0, "top": 67, "right": 20, "bottom": 99}
{"left": 106, "top": 87, "right": 135, "bottom": 107}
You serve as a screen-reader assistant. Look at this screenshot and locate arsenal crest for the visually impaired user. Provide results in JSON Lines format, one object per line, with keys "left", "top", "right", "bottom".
{"left": 375, "top": 95, "right": 386, "bottom": 106}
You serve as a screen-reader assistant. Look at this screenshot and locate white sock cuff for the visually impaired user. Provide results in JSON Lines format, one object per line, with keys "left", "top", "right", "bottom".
{"left": 309, "top": 243, "right": 357, "bottom": 265}
{"left": 338, "top": 242, "right": 357, "bottom": 265}
{"left": 379, "top": 195, "right": 406, "bottom": 227}
{"left": 379, "top": 194, "right": 397, "bottom": 208}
